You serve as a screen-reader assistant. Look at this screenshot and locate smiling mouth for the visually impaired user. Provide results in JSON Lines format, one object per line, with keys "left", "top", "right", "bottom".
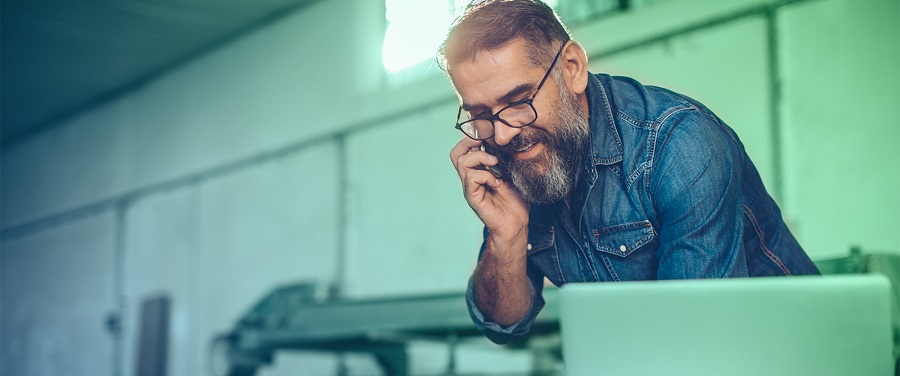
{"left": 515, "top": 142, "right": 535, "bottom": 153}
{"left": 511, "top": 141, "right": 543, "bottom": 160}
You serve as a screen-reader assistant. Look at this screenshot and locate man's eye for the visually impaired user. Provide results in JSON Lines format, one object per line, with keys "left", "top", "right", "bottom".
{"left": 508, "top": 99, "right": 530, "bottom": 108}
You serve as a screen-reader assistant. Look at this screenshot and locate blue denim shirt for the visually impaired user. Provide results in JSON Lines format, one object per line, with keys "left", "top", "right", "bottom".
{"left": 467, "top": 73, "right": 820, "bottom": 344}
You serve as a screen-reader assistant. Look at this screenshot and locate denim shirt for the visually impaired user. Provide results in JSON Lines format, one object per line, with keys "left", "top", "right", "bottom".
{"left": 466, "top": 73, "right": 820, "bottom": 344}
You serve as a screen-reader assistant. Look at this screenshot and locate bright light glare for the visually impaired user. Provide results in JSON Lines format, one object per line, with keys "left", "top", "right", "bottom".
{"left": 382, "top": 0, "right": 467, "bottom": 74}
{"left": 382, "top": 0, "right": 560, "bottom": 75}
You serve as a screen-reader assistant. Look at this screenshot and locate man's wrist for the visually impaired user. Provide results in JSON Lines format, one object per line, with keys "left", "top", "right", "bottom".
{"left": 486, "top": 226, "right": 529, "bottom": 257}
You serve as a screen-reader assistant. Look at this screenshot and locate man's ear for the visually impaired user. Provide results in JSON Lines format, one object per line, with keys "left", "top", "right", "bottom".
{"left": 561, "top": 41, "right": 589, "bottom": 95}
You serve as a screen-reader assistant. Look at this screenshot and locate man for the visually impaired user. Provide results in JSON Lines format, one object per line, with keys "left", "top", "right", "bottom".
{"left": 442, "top": 0, "right": 819, "bottom": 344}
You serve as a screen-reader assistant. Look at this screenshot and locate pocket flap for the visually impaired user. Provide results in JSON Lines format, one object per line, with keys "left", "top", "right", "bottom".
{"left": 592, "top": 220, "right": 655, "bottom": 257}
{"left": 527, "top": 224, "right": 554, "bottom": 255}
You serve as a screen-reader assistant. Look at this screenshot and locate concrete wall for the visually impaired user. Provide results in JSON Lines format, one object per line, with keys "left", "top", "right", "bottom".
{"left": 2, "top": 0, "right": 898, "bottom": 375}
{"left": 1, "top": 212, "right": 117, "bottom": 375}
{"left": 779, "top": 0, "right": 900, "bottom": 258}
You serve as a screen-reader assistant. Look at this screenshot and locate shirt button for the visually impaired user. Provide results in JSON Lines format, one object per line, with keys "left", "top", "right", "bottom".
{"left": 619, "top": 245, "right": 627, "bottom": 252}
{"left": 527, "top": 243, "right": 533, "bottom": 251}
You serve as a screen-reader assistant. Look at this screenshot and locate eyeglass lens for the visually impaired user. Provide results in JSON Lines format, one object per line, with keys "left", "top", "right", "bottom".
{"left": 459, "top": 103, "right": 537, "bottom": 140}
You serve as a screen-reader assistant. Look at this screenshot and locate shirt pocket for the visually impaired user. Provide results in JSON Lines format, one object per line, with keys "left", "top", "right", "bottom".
{"left": 527, "top": 223, "right": 554, "bottom": 256}
{"left": 592, "top": 220, "right": 656, "bottom": 258}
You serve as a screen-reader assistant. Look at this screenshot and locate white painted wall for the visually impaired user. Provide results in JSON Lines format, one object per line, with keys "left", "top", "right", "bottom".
{"left": 2, "top": 0, "right": 897, "bottom": 375}
{"left": 344, "top": 102, "right": 481, "bottom": 299}
{"left": 779, "top": 0, "right": 900, "bottom": 258}
{"left": 119, "top": 141, "right": 341, "bottom": 376}
{"left": 1, "top": 212, "right": 117, "bottom": 376}
{"left": 0, "top": 0, "right": 367, "bottom": 230}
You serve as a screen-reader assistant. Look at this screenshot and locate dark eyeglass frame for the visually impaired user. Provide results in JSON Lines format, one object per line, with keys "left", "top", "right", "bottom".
{"left": 455, "top": 41, "right": 568, "bottom": 141}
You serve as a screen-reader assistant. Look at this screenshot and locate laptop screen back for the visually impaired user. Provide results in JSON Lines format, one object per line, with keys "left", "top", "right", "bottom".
{"left": 559, "top": 275, "right": 893, "bottom": 376}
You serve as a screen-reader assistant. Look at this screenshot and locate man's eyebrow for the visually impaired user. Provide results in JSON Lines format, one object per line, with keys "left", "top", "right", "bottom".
{"left": 498, "top": 83, "right": 535, "bottom": 105}
{"left": 461, "top": 83, "right": 535, "bottom": 112}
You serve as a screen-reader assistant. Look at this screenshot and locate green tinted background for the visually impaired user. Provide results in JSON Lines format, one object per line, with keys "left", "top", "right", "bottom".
{"left": 1, "top": 0, "right": 897, "bottom": 374}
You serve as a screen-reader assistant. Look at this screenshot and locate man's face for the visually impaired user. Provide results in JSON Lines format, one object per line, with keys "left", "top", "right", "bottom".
{"left": 451, "top": 40, "right": 589, "bottom": 204}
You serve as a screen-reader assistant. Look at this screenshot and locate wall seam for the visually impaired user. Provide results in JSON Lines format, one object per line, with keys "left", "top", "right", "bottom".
{"left": 587, "top": 0, "right": 817, "bottom": 60}
{"left": 766, "top": 8, "right": 786, "bottom": 203}
{"left": 330, "top": 135, "right": 348, "bottom": 300}
{"left": 112, "top": 201, "right": 129, "bottom": 376}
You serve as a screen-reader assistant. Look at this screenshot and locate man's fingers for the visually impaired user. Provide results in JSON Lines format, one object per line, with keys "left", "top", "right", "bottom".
{"left": 449, "top": 137, "right": 482, "bottom": 168}
{"left": 456, "top": 149, "right": 498, "bottom": 171}
{"left": 451, "top": 136, "right": 504, "bottom": 210}
{"left": 464, "top": 169, "right": 502, "bottom": 195}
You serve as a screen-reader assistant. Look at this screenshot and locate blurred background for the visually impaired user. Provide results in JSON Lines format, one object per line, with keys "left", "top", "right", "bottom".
{"left": 1, "top": 0, "right": 898, "bottom": 375}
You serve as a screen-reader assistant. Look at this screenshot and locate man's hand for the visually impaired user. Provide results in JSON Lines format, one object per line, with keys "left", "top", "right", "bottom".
{"left": 450, "top": 137, "right": 530, "bottom": 244}
{"left": 451, "top": 136, "right": 533, "bottom": 326}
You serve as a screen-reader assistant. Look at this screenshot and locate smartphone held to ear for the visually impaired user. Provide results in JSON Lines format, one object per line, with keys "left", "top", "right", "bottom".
{"left": 473, "top": 130, "right": 507, "bottom": 179}
{"left": 481, "top": 144, "right": 506, "bottom": 179}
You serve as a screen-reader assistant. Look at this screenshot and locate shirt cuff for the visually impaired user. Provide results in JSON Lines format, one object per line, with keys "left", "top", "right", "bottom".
{"left": 465, "top": 276, "right": 542, "bottom": 344}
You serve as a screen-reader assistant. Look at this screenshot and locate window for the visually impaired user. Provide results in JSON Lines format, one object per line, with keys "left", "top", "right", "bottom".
{"left": 383, "top": 0, "right": 667, "bottom": 85}
{"left": 382, "top": 0, "right": 465, "bottom": 75}
{"left": 382, "top": 0, "right": 559, "bottom": 85}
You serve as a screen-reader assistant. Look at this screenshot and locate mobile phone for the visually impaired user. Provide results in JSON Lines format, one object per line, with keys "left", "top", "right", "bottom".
{"left": 482, "top": 144, "right": 506, "bottom": 179}
{"left": 475, "top": 129, "right": 506, "bottom": 178}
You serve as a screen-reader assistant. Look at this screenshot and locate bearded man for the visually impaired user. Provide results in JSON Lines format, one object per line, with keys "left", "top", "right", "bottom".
{"left": 443, "top": 0, "right": 819, "bottom": 344}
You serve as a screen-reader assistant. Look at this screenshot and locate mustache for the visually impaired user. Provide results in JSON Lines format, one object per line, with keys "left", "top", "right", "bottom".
{"left": 495, "top": 128, "right": 554, "bottom": 156}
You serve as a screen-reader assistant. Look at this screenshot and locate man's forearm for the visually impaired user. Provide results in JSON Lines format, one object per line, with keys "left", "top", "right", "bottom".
{"left": 472, "top": 235, "right": 532, "bottom": 326}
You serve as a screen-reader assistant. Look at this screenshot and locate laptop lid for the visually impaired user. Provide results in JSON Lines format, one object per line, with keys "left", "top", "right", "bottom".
{"left": 559, "top": 275, "right": 893, "bottom": 376}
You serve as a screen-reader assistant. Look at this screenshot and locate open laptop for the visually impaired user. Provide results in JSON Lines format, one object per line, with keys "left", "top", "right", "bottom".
{"left": 559, "top": 275, "right": 894, "bottom": 376}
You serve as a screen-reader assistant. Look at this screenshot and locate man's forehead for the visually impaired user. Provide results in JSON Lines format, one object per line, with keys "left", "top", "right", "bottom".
{"left": 448, "top": 39, "right": 532, "bottom": 75}
{"left": 450, "top": 41, "right": 542, "bottom": 109}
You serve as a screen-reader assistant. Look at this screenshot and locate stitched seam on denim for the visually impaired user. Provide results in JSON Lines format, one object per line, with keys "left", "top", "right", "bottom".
{"left": 645, "top": 127, "right": 659, "bottom": 208}
{"left": 554, "top": 204, "right": 598, "bottom": 281}
{"left": 592, "top": 221, "right": 654, "bottom": 257}
{"left": 580, "top": 242, "right": 602, "bottom": 281}
{"left": 645, "top": 126, "right": 658, "bottom": 208}
{"left": 626, "top": 161, "right": 648, "bottom": 189}
{"left": 616, "top": 110, "right": 653, "bottom": 129}
{"left": 601, "top": 254, "right": 620, "bottom": 282}
{"left": 743, "top": 205, "right": 791, "bottom": 275}
{"left": 656, "top": 106, "right": 694, "bottom": 129}
{"left": 696, "top": 105, "right": 741, "bottom": 146}
{"left": 527, "top": 226, "right": 554, "bottom": 256}
{"left": 553, "top": 242, "right": 566, "bottom": 284}
{"left": 574, "top": 216, "right": 601, "bottom": 281}
{"left": 595, "top": 220, "right": 651, "bottom": 236}
{"left": 594, "top": 80, "right": 624, "bottom": 165}
{"left": 594, "top": 232, "right": 654, "bottom": 257}
{"left": 607, "top": 164, "right": 623, "bottom": 179}
{"left": 672, "top": 99, "right": 744, "bottom": 153}
{"left": 645, "top": 107, "right": 694, "bottom": 211}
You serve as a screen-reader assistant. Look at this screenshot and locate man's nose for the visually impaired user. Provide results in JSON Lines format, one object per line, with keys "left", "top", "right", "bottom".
{"left": 492, "top": 121, "right": 522, "bottom": 146}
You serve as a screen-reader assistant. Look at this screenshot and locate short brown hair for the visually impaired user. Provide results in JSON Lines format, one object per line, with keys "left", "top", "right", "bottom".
{"left": 439, "top": 0, "right": 570, "bottom": 74}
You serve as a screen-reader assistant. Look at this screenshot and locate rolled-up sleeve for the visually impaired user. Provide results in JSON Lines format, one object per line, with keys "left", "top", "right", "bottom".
{"left": 465, "top": 228, "right": 547, "bottom": 344}
{"left": 465, "top": 274, "right": 545, "bottom": 344}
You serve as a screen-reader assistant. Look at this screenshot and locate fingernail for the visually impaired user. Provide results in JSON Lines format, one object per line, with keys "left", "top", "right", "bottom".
{"left": 488, "top": 155, "right": 498, "bottom": 163}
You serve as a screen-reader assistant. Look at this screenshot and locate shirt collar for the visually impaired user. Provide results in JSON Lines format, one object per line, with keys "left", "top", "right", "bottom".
{"left": 585, "top": 73, "right": 623, "bottom": 166}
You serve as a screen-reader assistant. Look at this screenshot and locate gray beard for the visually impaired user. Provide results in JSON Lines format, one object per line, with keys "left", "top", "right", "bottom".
{"left": 501, "top": 84, "right": 590, "bottom": 204}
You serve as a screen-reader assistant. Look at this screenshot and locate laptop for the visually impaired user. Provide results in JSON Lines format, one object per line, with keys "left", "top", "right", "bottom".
{"left": 559, "top": 275, "right": 894, "bottom": 376}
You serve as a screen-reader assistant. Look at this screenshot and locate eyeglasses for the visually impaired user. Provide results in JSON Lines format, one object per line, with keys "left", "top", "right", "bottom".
{"left": 455, "top": 42, "right": 567, "bottom": 141}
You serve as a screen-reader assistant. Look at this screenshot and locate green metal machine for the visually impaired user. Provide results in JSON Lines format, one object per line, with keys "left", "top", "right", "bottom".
{"left": 222, "top": 248, "right": 899, "bottom": 375}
